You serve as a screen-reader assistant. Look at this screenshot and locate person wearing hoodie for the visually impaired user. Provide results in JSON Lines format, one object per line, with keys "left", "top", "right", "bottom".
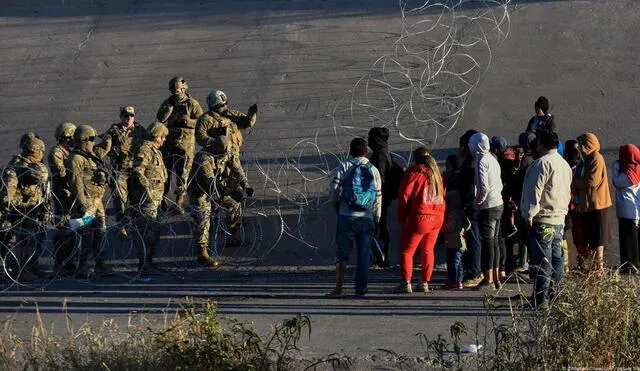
{"left": 572, "top": 133, "right": 612, "bottom": 275}
{"left": 367, "top": 127, "right": 392, "bottom": 267}
{"left": 521, "top": 130, "right": 572, "bottom": 308}
{"left": 395, "top": 147, "right": 446, "bottom": 293}
{"left": 611, "top": 144, "right": 640, "bottom": 273}
{"left": 469, "top": 132, "right": 504, "bottom": 291}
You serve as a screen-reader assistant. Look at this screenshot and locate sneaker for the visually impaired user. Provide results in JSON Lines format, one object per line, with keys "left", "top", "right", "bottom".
{"left": 325, "top": 288, "right": 344, "bottom": 298}
{"left": 474, "top": 280, "right": 496, "bottom": 291}
{"left": 414, "top": 282, "right": 429, "bottom": 293}
{"left": 93, "top": 261, "right": 115, "bottom": 276}
{"left": 393, "top": 281, "right": 412, "bottom": 294}
{"left": 355, "top": 289, "right": 368, "bottom": 297}
{"left": 494, "top": 281, "right": 503, "bottom": 290}
{"left": 506, "top": 225, "right": 519, "bottom": 238}
{"left": 463, "top": 274, "right": 484, "bottom": 287}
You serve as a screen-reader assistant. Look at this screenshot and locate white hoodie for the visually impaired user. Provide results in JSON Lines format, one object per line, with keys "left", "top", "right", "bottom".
{"left": 469, "top": 133, "right": 503, "bottom": 210}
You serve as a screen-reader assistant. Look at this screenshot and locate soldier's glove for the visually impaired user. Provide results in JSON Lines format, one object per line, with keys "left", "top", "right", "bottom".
{"left": 229, "top": 189, "right": 247, "bottom": 203}
{"left": 245, "top": 187, "right": 254, "bottom": 197}
{"left": 248, "top": 104, "right": 258, "bottom": 115}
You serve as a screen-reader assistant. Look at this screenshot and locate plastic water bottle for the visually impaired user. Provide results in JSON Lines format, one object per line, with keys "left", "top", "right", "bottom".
{"left": 69, "top": 214, "right": 95, "bottom": 231}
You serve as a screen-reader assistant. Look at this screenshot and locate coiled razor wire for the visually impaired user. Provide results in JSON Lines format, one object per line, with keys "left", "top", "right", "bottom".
{"left": 0, "top": 0, "right": 511, "bottom": 290}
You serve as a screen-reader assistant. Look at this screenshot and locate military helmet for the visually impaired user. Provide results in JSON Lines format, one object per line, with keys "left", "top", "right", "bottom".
{"left": 206, "top": 90, "right": 227, "bottom": 107}
{"left": 168, "top": 77, "right": 188, "bottom": 91}
{"left": 20, "top": 133, "right": 45, "bottom": 153}
{"left": 73, "top": 124, "right": 97, "bottom": 143}
{"left": 55, "top": 122, "right": 77, "bottom": 139}
{"left": 147, "top": 122, "right": 169, "bottom": 138}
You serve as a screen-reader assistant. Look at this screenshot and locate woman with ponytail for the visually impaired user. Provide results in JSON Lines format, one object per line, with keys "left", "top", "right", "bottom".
{"left": 612, "top": 144, "right": 640, "bottom": 273}
{"left": 395, "top": 146, "right": 446, "bottom": 293}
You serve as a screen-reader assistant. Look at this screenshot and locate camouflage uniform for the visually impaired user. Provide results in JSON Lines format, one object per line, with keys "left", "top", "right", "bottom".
{"left": 188, "top": 148, "right": 245, "bottom": 265}
{"left": 0, "top": 134, "right": 50, "bottom": 280}
{"left": 106, "top": 121, "right": 146, "bottom": 220}
{"left": 195, "top": 106, "right": 256, "bottom": 240}
{"left": 66, "top": 126, "right": 112, "bottom": 274}
{"left": 48, "top": 142, "right": 76, "bottom": 270}
{"left": 157, "top": 82, "right": 203, "bottom": 210}
{"left": 128, "top": 133, "right": 168, "bottom": 269}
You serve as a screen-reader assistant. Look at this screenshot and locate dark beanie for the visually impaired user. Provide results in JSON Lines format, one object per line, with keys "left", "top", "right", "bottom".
{"left": 535, "top": 96, "right": 549, "bottom": 113}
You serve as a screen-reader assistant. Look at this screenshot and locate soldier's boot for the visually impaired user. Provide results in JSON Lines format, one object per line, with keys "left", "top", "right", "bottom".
{"left": 226, "top": 227, "right": 242, "bottom": 247}
{"left": 94, "top": 259, "right": 114, "bottom": 276}
{"left": 196, "top": 245, "right": 219, "bottom": 267}
{"left": 326, "top": 261, "right": 347, "bottom": 298}
{"left": 175, "top": 193, "right": 185, "bottom": 215}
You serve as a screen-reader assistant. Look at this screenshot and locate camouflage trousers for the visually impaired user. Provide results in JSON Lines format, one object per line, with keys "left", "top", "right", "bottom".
{"left": 76, "top": 198, "right": 107, "bottom": 269}
{"left": 163, "top": 146, "right": 194, "bottom": 199}
{"left": 1, "top": 214, "right": 46, "bottom": 271}
{"left": 127, "top": 201, "right": 161, "bottom": 259}
{"left": 112, "top": 170, "right": 131, "bottom": 221}
{"left": 190, "top": 194, "right": 240, "bottom": 248}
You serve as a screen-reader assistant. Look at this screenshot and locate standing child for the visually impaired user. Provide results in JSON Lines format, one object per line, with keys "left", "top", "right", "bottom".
{"left": 441, "top": 191, "right": 471, "bottom": 289}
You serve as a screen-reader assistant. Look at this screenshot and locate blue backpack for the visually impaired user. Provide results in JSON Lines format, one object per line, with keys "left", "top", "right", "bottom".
{"left": 343, "top": 160, "right": 377, "bottom": 211}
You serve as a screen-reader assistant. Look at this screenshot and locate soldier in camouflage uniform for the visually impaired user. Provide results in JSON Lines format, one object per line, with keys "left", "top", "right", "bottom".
{"left": 48, "top": 122, "right": 77, "bottom": 276}
{"left": 195, "top": 90, "right": 257, "bottom": 246}
{"left": 66, "top": 124, "right": 112, "bottom": 278}
{"left": 106, "top": 106, "right": 147, "bottom": 229}
{"left": 188, "top": 134, "right": 247, "bottom": 266}
{"left": 127, "top": 122, "right": 169, "bottom": 273}
{"left": 0, "top": 133, "right": 51, "bottom": 282}
{"left": 156, "top": 77, "right": 203, "bottom": 214}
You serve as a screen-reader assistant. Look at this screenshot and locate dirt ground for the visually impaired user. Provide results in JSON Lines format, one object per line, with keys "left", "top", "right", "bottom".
{"left": 1, "top": 0, "right": 639, "bottom": 365}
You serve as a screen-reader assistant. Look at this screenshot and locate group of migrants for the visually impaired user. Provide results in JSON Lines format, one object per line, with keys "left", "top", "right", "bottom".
{"left": 327, "top": 96, "right": 639, "bottom": 308}
{"left": 0, "top": 77, "right": 258, "bottom": 282}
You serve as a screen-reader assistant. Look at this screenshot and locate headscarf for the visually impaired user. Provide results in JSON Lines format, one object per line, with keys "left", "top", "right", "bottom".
{"left": 619, "top": 144, "right": 640, "bottom": 185}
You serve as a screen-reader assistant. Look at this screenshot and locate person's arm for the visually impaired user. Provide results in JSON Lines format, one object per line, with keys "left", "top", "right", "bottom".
{"left": 372, "top": 165, "right": 382, "bottom": 223}
{"left": 156, "top": 100, "right": 173, "bottom": 123}
{"left": 574, "top": 154, "right": 606, "bottom": 190}
{"left": 228, "top": 108, "right": 257, "bottom": 130}
{"left": 329, "top": 163, "right": 346, "bottom": 212}
{"left": 93, "top": 134, "right": 112, "bottom": 159}
{"left": 474, "top": 158, "right": 489, "bottom": 207}
{"left": 612, "top": 161, "right": 633, "bottom": 189}
{"left": 48, "top": 148, "right": 67, "bottom": 180}
{"left": 185, "top": 99, "right": 204, "bottom": 129}
{"left": 67, "top": 156, "right": 89, "bottom": 214}
{"left": 520, "top": 161, "right": 545, "bottom": 223}
{"left": 131, "top": 145, "right": 152, "bottom": 196}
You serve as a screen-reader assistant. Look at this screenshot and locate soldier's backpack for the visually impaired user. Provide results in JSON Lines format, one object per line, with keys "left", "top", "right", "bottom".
{"left": 342, "top": 159, "right": 377, "bottom": 211}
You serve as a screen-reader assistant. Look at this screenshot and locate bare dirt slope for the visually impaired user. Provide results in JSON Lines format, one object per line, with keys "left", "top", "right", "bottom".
{"left": 1, "top": 0, "right": 639, "bottom": 362}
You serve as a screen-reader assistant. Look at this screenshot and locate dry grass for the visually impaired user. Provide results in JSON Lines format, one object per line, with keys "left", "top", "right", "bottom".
{"left": 0, "top": 299, "right": 349, "bottom": 371}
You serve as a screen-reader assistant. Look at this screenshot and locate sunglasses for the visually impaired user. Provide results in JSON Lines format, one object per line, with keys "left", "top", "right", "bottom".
{"left": 86, "top": 136, "right": 96, "bottom": 142}
{"left": 123, "top": 114, "right": 135, "bottom": 118}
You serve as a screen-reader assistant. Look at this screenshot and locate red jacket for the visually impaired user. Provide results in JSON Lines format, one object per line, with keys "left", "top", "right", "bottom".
{"left": 397, "top": 165, "right": 446, "bottom": 223}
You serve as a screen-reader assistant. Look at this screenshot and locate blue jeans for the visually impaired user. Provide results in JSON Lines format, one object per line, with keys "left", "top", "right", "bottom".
{"left": 463, "top": 207, "right": 482, "bottom": 277}
{"left": 336, "top": 215, "right": 375, "bottom": 293}
{"left": 446, "top": 248, "right": 464, "bottom": 283}
{"left": 529, "top": 222, "right": 564, "bottom": 300}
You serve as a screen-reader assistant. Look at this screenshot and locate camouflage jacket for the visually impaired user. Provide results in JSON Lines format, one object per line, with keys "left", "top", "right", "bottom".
{"left": 195, "top": 109, "right": 257, "bottom": 155}
{"left": 187, "top": 150, "right": 228, "bottom": 199}
{"left": 130, "top": 140, "right": 167, "bottom": 205}
{"left": 106, "top": 122, "right": 147, "bottom": 169}
{"left": 48, "top": 143, "right": 73, "bottom": 198}
{"left": 66, "top": 143, "right": 111, "bottom": 214}
{"left": 1, "top": 154, "right": 50, "bottom": 212}
{"left": 156, "top": 94, "right": 203, "bottom": 150}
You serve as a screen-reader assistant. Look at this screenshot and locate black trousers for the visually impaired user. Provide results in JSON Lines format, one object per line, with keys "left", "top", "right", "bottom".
{"left": 619, "top": 218, "right": 639, "bottom": 270}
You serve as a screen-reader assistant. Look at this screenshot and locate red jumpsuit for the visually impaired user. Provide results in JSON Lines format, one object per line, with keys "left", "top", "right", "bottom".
{"left": 397, "top": 165, "right": 446, "bottom": 283}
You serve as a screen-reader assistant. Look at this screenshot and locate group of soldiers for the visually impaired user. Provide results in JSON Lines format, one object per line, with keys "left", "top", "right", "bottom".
{"left": 0, "top": 77, "right": 258, "bottom": 282}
